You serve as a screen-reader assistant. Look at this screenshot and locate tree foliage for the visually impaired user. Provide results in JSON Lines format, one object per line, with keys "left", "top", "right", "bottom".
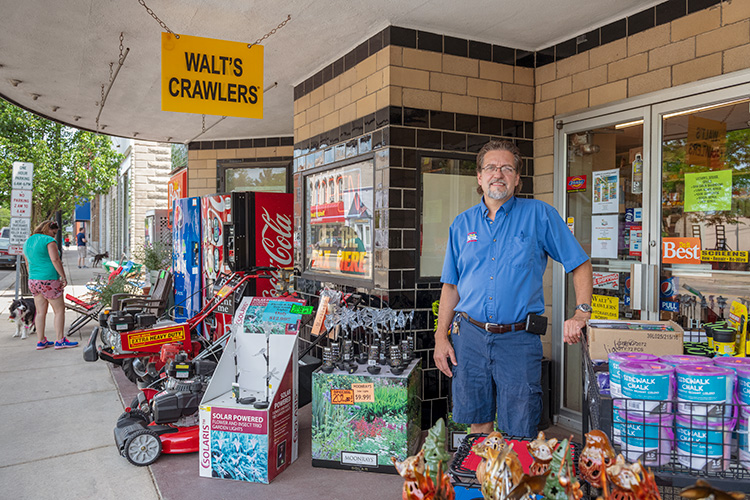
{"left": 0, "top": 99, "right": 122, "bottom": 226}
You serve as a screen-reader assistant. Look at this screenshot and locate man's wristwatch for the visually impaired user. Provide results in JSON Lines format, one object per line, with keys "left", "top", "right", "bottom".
{"left": 576, "top": 303, "right": 592, "bottom": 313}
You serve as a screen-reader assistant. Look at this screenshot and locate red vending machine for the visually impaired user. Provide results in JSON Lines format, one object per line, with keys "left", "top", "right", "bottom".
{"left": 204, "top": 192, "right": 293, "bottom": 340}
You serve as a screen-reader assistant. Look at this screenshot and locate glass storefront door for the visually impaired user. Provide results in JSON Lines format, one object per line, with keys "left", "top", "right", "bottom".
{"left": 559, "top": 109, "right": 651, "bottom": 417}
{"left": 656, "top": 96, "right": 750, "bottom": 336}
{"left": 555, "top": 80, "right": 750, "bottom": 425}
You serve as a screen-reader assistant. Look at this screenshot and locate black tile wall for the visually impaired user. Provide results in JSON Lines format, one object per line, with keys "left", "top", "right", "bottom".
{"left": 418, "top": 30, "right": 443, "bottom": 53}
{"left": 189, "top": 136, "right": 293, "bottom": 151}
{"left": 294, "top": 2, "right": 711, "bottom": 100}
{"left": 628, "top": 7, "right": 656, "bottom": 35}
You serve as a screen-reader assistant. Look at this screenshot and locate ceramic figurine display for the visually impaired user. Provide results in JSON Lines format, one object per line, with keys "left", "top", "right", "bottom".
{"left": 473, "top": 431, "right": 522, "bottom": 486}
{"left": 526, "top": 431, "right": 559, "bottom": 476}
{"left": 421, "top": 418, "right": 452, "bottom": 483}
{"left": 679, "top": 480, "right": 745, "bottom": 500}
{"left": 606, "top": 455, "right": 660, "bottom": 500}
{"left": 392, "top": 420, "right": 454, "bottom": 500}
{"left": 578, "top": 429, "right": 616, "bottom": 489}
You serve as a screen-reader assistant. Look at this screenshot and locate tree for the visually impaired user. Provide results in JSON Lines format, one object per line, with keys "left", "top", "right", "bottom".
{"left": 0, "top": 99, "right": 122, "bottom": 226}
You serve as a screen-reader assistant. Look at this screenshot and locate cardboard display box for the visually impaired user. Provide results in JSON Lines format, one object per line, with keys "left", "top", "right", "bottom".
{"left": 311, "top": 359, "right": 421, "bottom": 473}
{"left": 199, "top": 297, "right": 304, "bottom": 484}
{"left": 587, "top": 319, "right": 684, "bottom": 360}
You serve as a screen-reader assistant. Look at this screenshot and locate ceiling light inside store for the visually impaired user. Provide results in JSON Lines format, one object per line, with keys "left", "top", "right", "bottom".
{"left": 662, "top": 98, "right": 750, "bottom": 119}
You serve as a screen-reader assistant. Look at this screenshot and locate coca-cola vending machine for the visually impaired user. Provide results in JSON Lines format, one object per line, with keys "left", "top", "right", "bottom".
{"left": 201, "top": 194, "right": 232, "bottom": 300}
{"left": 208, "top": 191, "right": 293, "bottom": 340}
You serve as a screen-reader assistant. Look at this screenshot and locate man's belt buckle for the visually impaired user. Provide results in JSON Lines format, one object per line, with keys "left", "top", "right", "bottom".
{"left": 484, "top": 322, "right": 500, "bottom": 332}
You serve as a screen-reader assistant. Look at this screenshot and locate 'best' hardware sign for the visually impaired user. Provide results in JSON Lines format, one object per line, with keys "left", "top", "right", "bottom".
{"left": 162, "top": 33, "right": 263, "bottom": 119}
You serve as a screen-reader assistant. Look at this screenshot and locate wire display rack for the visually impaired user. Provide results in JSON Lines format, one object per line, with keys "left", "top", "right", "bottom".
{"left": 581, "top": 332, "right": 750, "bottom": 494}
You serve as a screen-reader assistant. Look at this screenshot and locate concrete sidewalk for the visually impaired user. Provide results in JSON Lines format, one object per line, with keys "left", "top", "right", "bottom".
{"left": 0, "top": 247, "right": 160, "bottom": 500}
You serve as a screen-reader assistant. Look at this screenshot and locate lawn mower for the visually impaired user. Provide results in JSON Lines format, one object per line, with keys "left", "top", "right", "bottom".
{"left": 115, "top": 353, "right": 217, "bottom": 466}
{"left": 84, "top": 269, "right": 276, "bottom": 384}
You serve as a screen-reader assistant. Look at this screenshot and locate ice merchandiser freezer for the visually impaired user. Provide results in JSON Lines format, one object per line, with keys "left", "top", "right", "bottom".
{"left": 172, "top": 197, "right": 202, "bottom": 323}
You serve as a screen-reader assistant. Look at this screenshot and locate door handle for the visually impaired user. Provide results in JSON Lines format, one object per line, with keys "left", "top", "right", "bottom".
{"left": 647, "top": 264, "right": 659, "bottom": 313}
{"left": 630, "top": 263, "right": 645, "bottom": 311}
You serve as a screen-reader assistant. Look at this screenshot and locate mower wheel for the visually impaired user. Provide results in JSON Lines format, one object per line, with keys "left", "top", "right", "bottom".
{"left": 118, "top": 408, "right": 150, "bottom": 425}
{"left": 122, "top": 357, "right": 149, "bottom": 384}
{"left": 124, "top": 428, "right": 162, "bottom": 466}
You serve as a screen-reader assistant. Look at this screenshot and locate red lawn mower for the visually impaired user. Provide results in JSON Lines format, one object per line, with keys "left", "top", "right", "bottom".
{"left": 84, "top": 270, "right": 270, "bottom": 381}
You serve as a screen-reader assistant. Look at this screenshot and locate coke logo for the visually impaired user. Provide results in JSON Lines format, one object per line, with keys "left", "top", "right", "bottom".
{"left": 260, "top": 207, "right": 293, "bottom": 296}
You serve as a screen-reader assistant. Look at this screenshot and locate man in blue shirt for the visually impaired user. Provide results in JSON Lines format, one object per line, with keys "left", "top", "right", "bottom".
{"left": 434, "top": 140, "right": 592, "bottom": 438}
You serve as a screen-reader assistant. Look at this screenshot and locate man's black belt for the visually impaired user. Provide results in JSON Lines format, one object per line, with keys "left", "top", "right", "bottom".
{"left": 460, "top": 312, "right": 525, "bottom": 334}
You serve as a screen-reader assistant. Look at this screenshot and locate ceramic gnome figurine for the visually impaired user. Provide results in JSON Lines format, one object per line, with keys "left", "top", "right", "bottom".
{"left": 526, "top": 431, "right": 559, "bottom": 475}
{"left": 578, "top": 429, "right": 616, "bottom": 489}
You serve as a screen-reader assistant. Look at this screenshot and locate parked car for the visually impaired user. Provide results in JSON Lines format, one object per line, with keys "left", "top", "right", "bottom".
{"left": 0, "top": 227, "right": 17, "bottom": 267}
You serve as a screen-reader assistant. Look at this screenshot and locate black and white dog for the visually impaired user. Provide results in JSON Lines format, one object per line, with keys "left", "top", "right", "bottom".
{"left": 9, "top": 298, "right": 36, "bottom": 340}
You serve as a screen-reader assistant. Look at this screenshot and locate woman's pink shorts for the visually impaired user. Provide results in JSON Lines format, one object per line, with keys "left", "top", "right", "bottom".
{"left": 28, "top": 279, "right": 64, "bottom": 300}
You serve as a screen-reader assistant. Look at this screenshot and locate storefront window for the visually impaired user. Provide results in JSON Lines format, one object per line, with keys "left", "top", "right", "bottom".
{"left": 420, "top": 156, "right": 477, "bottom": 277}
{"left": 221, "top": 164, "right": 287, "bottom": 193}
{"left": 304, "top": 159, "right": 374, "bottom": 280}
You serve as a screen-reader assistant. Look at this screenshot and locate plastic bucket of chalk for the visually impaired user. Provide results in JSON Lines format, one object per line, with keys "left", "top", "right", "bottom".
{"left": 659, "top": 354, "right": 713, "bottom": 367}
{"left": 620, "top": 361, "right": 674, "bottom": 415}
{"left": 608, "top": 352, "right": 658, "bottom": 405}
{"left": 733, "top": 366, "right": 750, "bottom": 412}
{"left": 676, "top": 364, "right": 735, "bottom": 420}
{"left": 612, "top": 408, "right": 624, "bottom": 445}
{"left": 739, "top": 417, "right": 750, "bottom": 472}
{"left": 713, "top": 356, "right": 750, "bottom": 372}
{"left": 620, "top": 410, "right": 673, "bottom": 466}
{"left": 675, "top": 413, "right": 735, "bottom": 473}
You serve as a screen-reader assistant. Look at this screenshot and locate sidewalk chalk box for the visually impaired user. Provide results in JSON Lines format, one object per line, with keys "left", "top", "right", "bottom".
{"left": 198, "top": 297, "right": 304, "bottom": 483}
{"left": 588, "top": 320, "right": 684, "bottom": 360}
{"left": 311, "top": 359, "right": 421, "bottom": 473}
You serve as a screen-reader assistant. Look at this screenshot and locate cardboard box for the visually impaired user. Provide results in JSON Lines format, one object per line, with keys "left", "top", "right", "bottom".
{"left": 311, "top": 359, "right": 421, "bottom": 474}
{"left": 199, "top": 297, "right": 303, "bottom": 484}
{"left": 587, "top": 319, "right": 684, "bottom": 360}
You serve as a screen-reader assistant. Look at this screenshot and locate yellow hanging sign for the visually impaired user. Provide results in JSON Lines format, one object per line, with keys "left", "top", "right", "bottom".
{"left": 161, "top": 33, "right": 263, "bottom": 119}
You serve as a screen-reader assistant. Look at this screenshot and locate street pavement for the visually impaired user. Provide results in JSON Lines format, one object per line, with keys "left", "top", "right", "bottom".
{"left": 0, "top": 247, "right": 160, "bottom": 500}
{"left": 0, "top": 248, "right": 405, "bottom": 500}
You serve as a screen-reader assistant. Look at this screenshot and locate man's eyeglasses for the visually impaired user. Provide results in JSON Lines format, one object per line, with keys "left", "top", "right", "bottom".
{"left": 481, "top": 164, "right": 516, "bottom": 175}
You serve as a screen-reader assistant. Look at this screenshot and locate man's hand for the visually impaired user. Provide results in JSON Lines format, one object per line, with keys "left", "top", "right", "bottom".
{"left": 563, "top": 310, "right": 589, "bottom": 344}
{"left": 434, "top": 334, "right": 457, "bottom": 377}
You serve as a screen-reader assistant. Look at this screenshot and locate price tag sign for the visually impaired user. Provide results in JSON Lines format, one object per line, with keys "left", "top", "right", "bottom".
{"left": 261, "top": 301, "right": 296, "bottom": 324}
{"left": 289, "top": 304, "right": 313, "bottom": 315}
{"left": 331, "top": 389, "right": 354, "bottom": 405}
{"left": 351, "top": 383, "right": 374, "bottom": 403}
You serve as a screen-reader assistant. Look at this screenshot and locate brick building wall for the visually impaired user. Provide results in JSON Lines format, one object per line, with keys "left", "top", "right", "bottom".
{"left": 186, "top": 138, "right": 294, "bottom": 197}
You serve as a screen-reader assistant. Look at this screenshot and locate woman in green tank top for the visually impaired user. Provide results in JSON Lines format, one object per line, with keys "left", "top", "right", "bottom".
{"left": 23, "top": 221, "right": 77, "bottom": 350}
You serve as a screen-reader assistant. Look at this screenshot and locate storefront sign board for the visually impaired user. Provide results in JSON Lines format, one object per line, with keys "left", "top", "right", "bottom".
{"left": 162, "top": 33, "right": 263, "bottom": 119}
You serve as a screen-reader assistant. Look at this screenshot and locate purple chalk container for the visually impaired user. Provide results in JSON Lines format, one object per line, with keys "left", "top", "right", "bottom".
{"left": 713, "top": 357, "right": 750, "bottom": 372}
{"left": 609, "top": 352, "right": 659, "bottom": 402}
{"left": 736, "top": 366, "right": 750, "bottom": 419}
{"left": 676, "top": 364, "right": 735, "bottom": 419}
{"left": 620, "top": 411, "right": 673, "bottom": 466}
{"left": 620, "top": 361, "right": 674, "bottom": 415}
{"left": 660, "top": 354, "right": 713, "bottom": 367}
{"left": 675, "top": 413, "right": 735, "bottom": 472}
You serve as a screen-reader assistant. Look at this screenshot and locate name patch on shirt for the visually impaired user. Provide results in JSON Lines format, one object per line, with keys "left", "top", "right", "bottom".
{"left": 466, "top": 232, "right": 478, "bottom": 243}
